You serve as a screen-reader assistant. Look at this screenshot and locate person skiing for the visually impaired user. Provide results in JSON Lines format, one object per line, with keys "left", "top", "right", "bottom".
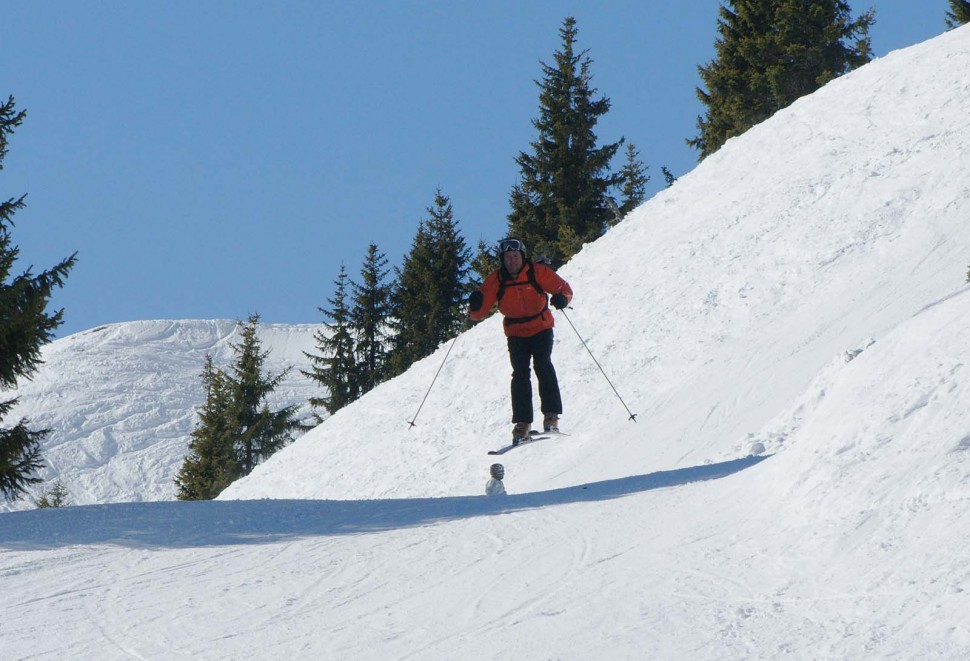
{"left": 468, "top": 237, "right": 573, "bottom": 445}
{"left": 486, "top": 463, "right": 507, "bottom": 496}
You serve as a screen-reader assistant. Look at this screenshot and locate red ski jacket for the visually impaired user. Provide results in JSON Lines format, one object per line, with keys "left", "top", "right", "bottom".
{"left": 469, "top": 262, "right": 573, "bottom": 338}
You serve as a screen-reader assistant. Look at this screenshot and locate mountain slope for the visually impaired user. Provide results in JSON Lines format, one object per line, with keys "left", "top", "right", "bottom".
{"left": 224, "top": 25, "right": 970, "bottom": 502}
{"left": 3, "top": 319, "right": 323, "bottom": 511}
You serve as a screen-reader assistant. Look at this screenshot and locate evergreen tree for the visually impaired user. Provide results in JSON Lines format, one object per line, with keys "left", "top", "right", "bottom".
{"left": 616, "top": 142, "right": 649, "bottom": 218}
{"left": 469, "top": 238, "right": 496, "bottom": 286}
{"left": 389, "top": 189, "right": 471, "bottom": 375}
{"left": 507, "top": 16, "right": 623, "bottom": 267}
{"left": 175, "top": 356, "right": 240, "bottom": 500}
{"left": 351, "top": 243, "right": 393, "bottom": 396}
{"left": 229, "top": 314, "right": 298, "bottom": 475}
{"left": 1, "top": 96, "right": 76, "bottom": 501}
{"left": 690, "top": 1, "right": 873, "bottom": 159}
{"left": 35, "top": 479, "right": 71, "bottom": 508}
{"left": 176, "top": 315, "right": 297, "bottom": 500}
{"left": 661, "top": 166, "right": 677, "bottom": 188}
{"left": 946, "top": 0, "right": 970, "bottom": 28}
{"left": 304, "top": 265, "right": 359, "bottom": 414}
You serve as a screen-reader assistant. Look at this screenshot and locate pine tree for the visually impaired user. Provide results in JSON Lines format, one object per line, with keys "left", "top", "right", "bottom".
{"left": 1, "top": 96, "right": 77, "bottom": 501}
{"left": 507, "top": 16, "right": 623, "bottom": 267}
{"left": 469, "top": 239, "right": 496, "bottom": 286}
{"left": 690, "top": 1, "right": 873, "bottom": 159}
{"left": 35, "top": 479, "right": 71, "bottom": 508}
{"left": 175, "top": 356, "right": 240, "bottom": 500}
{"left": 229, "top": 314, "right": 298, "bottom": 475}
{"left": 661, "top": 166, "right": 677, "bottom": 188}
{"left": 304, "top": 265, "right": 359, "bottom": 414}
{"left": 616, "top": 142, "right": 649, "bottom": 218}
{"left": 389, "top": 189, "right": 471, "bottom": 376}
{"left": 350, "top": 243, "right": 392, "bottom": 396}
{"left": 176, "top": 315, "right": 298, "bottom": 500}
{"left": 946, "top": 0, "right": 970, "bottom": 28}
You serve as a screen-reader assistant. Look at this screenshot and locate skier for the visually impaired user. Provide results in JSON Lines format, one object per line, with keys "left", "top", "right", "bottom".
{"left": 468, "top": 238, "right": 573, "bottom": 445}
{"left": 486, "top": 463, "right": 507, "bottom": 496}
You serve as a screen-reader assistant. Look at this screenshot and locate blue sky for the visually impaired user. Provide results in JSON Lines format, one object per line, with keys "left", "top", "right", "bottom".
{"left": 2, "top": 1, "right": 950, "bottom": 337}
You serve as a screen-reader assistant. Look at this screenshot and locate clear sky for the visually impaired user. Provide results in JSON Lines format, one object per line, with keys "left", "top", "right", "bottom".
{"left": 2, "top": 1, "right": 950, "bottom": 337}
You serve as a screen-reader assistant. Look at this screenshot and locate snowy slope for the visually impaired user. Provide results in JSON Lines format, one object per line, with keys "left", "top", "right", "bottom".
{"left": 223, "top": 25, "right": 970, "bottom": 501}
{"left": 2, "top": 319, "right": 324, "bottom": 511}
{"left": 2, "top": 26, "right": 970, "bottom": 660}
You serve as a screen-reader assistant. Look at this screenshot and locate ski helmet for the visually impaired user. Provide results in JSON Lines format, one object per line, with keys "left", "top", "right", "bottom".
{"left": 498, "top": 237, "right": 527, "bottom": 259}
{"left": 490, "top": 463, "right": 505, "bottom": 480}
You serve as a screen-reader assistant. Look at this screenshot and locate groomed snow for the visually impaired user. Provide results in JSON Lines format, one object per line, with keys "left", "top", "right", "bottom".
{"left": 2, "top": 25, "right": 970, "bottom": 660}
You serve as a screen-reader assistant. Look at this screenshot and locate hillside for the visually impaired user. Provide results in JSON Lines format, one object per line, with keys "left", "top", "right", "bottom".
{"left": 2, "top": 25, "right": 970, "bottom": 660}
{"left": 2, "top": 319, "right": 323, "bottom": 511}
{"left": 223, "top": 25, "right": 970, "bottom": 502}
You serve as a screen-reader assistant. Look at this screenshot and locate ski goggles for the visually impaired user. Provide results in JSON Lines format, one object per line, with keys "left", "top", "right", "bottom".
{"left": 499, "top": 238, "right": 525, "bottom": 253}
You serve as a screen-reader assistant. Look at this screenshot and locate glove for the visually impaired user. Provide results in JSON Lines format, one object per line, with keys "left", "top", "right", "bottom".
{"left": 551, "top": 293, "right": 568, "bottom": 310}
{"left": 468, "top": 291, "right": 484, "bottom": 312}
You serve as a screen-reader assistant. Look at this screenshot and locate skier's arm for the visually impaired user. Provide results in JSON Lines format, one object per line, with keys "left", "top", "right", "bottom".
{"left": 536, "top": 265, "right": 573, "bottom": 307}
{"left": 468, "top": 272, "right": 500, "bottom": 322}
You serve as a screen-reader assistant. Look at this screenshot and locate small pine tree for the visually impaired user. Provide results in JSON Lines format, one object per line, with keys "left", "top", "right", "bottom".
{"left": 1, "top": 96, "right": 77, "bottom": 501}
{"left": 304, "top": 266, "right": 359, "bottom": 414}
{"left": 351, "top": 244, "right": 393, "bottom": 396}
{"left": 175, "top": 356, "right": 240, "bottom": 500}
{"left": 507, "top": 16, "right": 623, "bottom": 267}
{"left": 36, "top": 479, "right": 71, "bottom": 508}
{"left": 469, "top": 238, "right": 496, "bottom": 287}
{"left": 946, "top": 0, "right": 970, "bottom": 28}
{"left": 616, "top": 142, "right": 649, "bottom": 218}
{"left": 661, "top": 166, "right": 677, "bottom": 188}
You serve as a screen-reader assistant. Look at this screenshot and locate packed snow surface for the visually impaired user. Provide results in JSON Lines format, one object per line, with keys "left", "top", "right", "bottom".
{"left": 3, "top": 26, "right": 970, "bottom": 660}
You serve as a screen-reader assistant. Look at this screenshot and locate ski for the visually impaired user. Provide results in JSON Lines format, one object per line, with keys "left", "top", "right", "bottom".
{"left": 487, "top": 430, "right": 553, "bottom": 455}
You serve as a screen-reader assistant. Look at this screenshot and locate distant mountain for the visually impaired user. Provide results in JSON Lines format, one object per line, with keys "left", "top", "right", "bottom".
{"left": 3, "top": 319, "right": 325, "bottom": 511}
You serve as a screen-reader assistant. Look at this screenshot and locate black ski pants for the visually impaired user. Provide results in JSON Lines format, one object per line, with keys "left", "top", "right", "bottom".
{"left": 507, "top": 328, "right": 562, "bottom": 424}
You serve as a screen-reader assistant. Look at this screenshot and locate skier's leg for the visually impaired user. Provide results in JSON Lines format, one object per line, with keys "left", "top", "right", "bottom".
{"left": 532, "top": 329, "right": 562, "bottom": 416}
{"left": 507, "top": 335, "right": 534, "bottom": 424}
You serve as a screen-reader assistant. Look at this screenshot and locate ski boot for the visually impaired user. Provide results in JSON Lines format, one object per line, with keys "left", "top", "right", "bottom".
{"left": 543, "top": 413, "right": 560, "bottom": 433}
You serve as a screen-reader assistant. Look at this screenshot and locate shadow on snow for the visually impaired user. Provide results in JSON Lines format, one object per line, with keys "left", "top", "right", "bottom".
{"left": 0, "top": 455, "right": 768, "bottom": 550}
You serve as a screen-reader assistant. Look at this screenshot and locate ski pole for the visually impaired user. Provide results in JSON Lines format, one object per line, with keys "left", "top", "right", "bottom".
{"left": 558, "top": 307, "right": 637, "bottom": 422}
{"left": 407, "top": 330, "right": 461, "bottom": 429}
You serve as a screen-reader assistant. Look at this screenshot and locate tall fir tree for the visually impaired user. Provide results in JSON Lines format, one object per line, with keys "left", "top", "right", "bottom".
{"left": 351, "top": 243, "right": 393, "bottom": 396}
{"left": 174, "top": 356, "right": 240, "bottom": 500}
{"left": 389, "top": 189, "right": 471, "bottom": 376}
{"left": 0, "top": 96, "right": 76, "bottom": 501}
{"left": 226, "top": 314, "right": 297, "bottom": 475}
{"left": 616, "top": 142, "right": 649, "bottom": 219}
{"left": 507, "top": 16, "right": 623, "bottom": 267}
{"left": 946, "top": 0, "right": 970, "bottom": 28}
{"left": 304, "top": 266, "right": 359, "bottom": 414}
{"left": 175, "top": 315, "right": 298, "bottom": 499}
{"left": 690, "top": 0, "right": 873, "bottom": 159}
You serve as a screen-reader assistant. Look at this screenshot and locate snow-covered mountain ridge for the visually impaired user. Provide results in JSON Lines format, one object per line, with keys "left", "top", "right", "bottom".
{"left": 3, "top": 319, "right": 323, "bottom": 511}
